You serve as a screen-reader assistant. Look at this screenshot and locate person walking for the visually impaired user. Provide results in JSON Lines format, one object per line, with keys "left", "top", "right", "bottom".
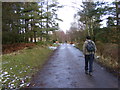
{"left": 83, "top": 36, "right": 97, "bottom": 76}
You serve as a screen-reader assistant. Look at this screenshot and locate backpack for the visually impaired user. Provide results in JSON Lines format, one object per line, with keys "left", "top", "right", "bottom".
{"left": 86, "top": 41, "right": 95, "bottom": 52}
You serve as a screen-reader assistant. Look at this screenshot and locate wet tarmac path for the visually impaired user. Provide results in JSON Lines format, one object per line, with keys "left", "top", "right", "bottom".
{"left": 30, "top": 44, "right": 118, "bottom": 88}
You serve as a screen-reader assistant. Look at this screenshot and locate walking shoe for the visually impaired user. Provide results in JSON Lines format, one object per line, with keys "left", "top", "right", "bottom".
{"left": 89, "top": 72, "right": 93, "bottom": 76}
{"left": 85, "top": 71, "right": 88, "bottom": 74}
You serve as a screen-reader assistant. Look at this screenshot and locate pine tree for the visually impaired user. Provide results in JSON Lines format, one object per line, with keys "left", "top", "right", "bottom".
{"left": 2, "top": 1, "right": 63, "bottom": 44}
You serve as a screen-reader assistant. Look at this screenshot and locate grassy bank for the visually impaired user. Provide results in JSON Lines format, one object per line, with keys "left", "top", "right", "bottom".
{"left": 75, "top": 42, "right": 84, "bottom": 51}
{"left": 95, "top": 42, "right": 119, "bottom": 76}
{"left": 1, "top": 45, "right": 53, "bottom": 89}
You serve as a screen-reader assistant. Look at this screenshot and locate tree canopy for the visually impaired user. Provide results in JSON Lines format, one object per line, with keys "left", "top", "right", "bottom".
{"left": 68, "top": 1, "right": 119, "bottom": 44}
{"left": 2, "top": 1, "right": 63, "bottom": 44}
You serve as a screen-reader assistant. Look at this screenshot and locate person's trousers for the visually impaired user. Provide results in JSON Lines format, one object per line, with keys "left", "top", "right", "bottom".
{"left": 85, "top": 54, "right": 94, "bottom": 72}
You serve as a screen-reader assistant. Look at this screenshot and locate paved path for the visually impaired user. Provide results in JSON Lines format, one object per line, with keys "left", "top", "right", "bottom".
{"left": 30, "top": 44, "right": 118, "bottom": 88}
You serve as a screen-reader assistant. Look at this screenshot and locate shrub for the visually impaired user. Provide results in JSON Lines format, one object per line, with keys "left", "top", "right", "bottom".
{"left": 96, "top": 41, "right": 118, "bottom": 72}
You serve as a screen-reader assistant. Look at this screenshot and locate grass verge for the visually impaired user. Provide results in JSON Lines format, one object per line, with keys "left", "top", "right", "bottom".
{"left": 1, "top": 45, "right": 52, "bottom": 89}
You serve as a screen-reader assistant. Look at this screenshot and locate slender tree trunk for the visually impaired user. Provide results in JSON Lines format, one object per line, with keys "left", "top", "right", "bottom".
{"left": 116, "top": 2, "right": 119, "bottom": 31}
{"left": 115, "top": 1, "right": 119, "bottom": 43}
{"left": 24, "top": 2, "right": 29, "bottom": 42}
{"left": 34, "top": 31, "right": 36, "bottom": 42}
{"left": 46, "top": 0, "right": 49, "bottom": 41}
{"left": 25, "top": 19, "right": 29, "bottom": 42}
{"left": 40, "top": 1, "right": 43, "bottom": 41}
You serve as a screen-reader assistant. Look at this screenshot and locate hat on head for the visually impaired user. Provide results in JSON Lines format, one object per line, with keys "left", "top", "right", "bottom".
{"left": 86, "top": 36, "right": 91, "bottom": 39}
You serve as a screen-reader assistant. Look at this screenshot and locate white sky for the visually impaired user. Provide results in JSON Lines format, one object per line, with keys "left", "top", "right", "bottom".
{"left": 57, "top": 0, "right": 82, "bottom": 33}
{"left": 56, "top": 0, "right": 115, "bottom": 33}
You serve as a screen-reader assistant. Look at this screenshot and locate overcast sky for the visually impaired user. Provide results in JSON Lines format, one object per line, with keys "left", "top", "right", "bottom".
{"left": 56, "top": 0, "right": 82, "bottom": 33}
{"left": 56, "top": 0, "right": 115, "bottom": 33}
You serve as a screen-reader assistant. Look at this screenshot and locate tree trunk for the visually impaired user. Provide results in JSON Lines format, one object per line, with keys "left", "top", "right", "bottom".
{"left": 34, "top": 31, "right": 36, "bottom": 43}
